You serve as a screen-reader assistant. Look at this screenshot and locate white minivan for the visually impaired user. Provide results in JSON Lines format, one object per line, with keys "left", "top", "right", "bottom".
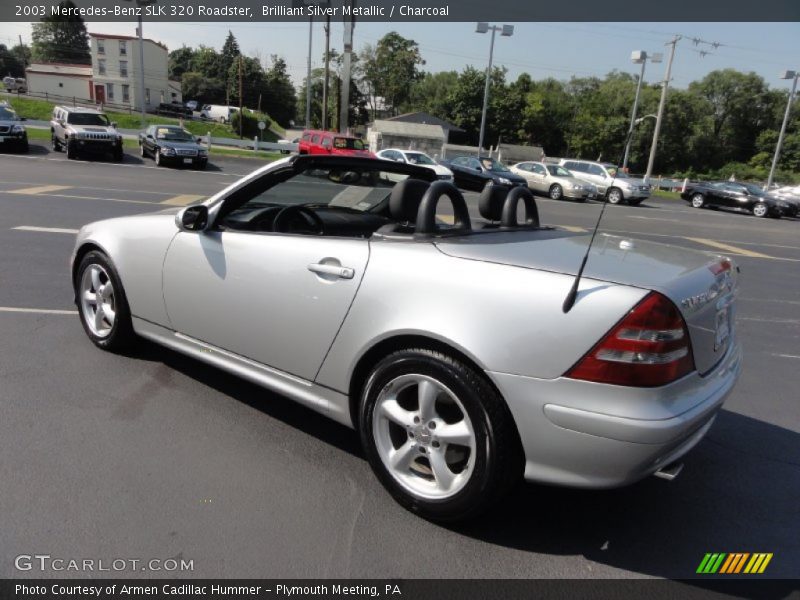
{"left": 200, "top": 104, "right": 238, "bottom": 123}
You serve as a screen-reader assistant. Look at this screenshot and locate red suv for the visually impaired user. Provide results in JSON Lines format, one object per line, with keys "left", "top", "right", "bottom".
{"left": 298, "top": 129, "right": 375, "bottom": 158}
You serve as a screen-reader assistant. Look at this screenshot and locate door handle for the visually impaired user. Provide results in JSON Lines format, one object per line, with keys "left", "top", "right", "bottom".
{"left": 308, "top": 263, "right": 355, "bottom": 279}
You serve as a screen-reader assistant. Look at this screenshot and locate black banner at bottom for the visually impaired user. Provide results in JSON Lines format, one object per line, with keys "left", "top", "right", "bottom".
{"left": 1, "top": 580, "right": 798, "bottom": 600}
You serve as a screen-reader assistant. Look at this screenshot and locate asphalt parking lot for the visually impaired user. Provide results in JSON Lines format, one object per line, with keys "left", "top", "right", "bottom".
{"left": 1, "top": 142, "right": 798, "bottom": 583}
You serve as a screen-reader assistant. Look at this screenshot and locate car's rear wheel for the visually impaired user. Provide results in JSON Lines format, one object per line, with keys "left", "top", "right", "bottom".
{"left": 139, "top": 143, "right": 147, "bottom": 158}
{"left": 752, "top": 203, "right": 769, "bottom": 218}
{"left": 359, "top": 348, "right": 523, "bottom": 522}
{"left": 549, "top": 184, "right": 563, "bottom": 200}
{"left": 606, "top": 187, "right": 623, "bottom": 204}
{"left": 155, "top": 149, "right": 163, "bottom": 166}
{"left": 76, "top": 251, "right": 136, "bottom": 351}
{"left": 691, "top": 193, "right": 705, "bottom": 208}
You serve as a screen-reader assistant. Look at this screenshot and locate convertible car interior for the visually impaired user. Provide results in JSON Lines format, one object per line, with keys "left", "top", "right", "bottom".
{"left": 216, "top": 156, "right": 544, "bottom": 239}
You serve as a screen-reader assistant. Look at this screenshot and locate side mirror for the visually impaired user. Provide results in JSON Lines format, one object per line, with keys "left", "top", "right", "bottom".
{"left": 111, "top": 122, "right": 118, "bottom": 128}
{"left": 175, "top": 205, "right": 209, "bottom": 232}
{"left": 146, "top": 134, "right": 153, "bottom": 139}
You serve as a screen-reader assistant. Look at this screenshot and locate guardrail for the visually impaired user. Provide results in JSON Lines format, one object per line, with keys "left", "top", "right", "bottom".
{"left": 204, "top": 134, "right": 297, "bottom": 154}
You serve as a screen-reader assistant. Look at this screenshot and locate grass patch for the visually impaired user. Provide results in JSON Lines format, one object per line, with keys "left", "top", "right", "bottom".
{"left": 653, "top": 190, "right": 683, "bottom": 200}
{"left": 3, "top": 93, "right": 278, "bottom": 142}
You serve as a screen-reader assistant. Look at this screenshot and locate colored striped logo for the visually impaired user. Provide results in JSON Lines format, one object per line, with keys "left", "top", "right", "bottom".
{"left": 696, "top": 553, "right": 773, "bottom": 574}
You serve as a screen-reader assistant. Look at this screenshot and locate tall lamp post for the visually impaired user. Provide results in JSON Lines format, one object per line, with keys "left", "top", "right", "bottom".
{"left": 124, "top": 0, "right": 157, "bottom": 128}
{"left": 475, "top": 22, "right": 513, "bottom": 155}
{"left": 622, "top": 50, "right": 662, "bottom": 171}
{"left": 644, "top": 35, "right": 681, "bottom": 184}
{"left": 766, "top": 70, "right": 799, "bottom": 190}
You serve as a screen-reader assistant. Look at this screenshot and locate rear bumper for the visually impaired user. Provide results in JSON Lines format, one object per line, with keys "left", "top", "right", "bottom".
{"left": 489, "top": 337, "right": 742, "bottom": 488}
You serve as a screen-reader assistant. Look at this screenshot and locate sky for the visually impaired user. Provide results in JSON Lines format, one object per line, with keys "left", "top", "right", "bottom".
{"left": 2, "top": 21, "right": 799, "bottom": 92}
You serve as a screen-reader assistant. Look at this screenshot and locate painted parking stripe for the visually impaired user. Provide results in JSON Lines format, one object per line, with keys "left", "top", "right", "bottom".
{"left": 0, "top": 306, "right": 77, "bottom": 315}
{"left": 13, "top": 226, "right": 79, "bottom": 234}
{"left": 684, "top": 237, "right": 773, "bottom": 258}
{"left": 160, "top": 194, "right": 206, "bottom": 206}
{"left": 558, "top": 225, "right": 588, "bottom": 232}
{"left": 9, "top": 184, "right": 72, "bottom": 195}
{"left": 3, "top": 191, "right": 156, "bottom": 205}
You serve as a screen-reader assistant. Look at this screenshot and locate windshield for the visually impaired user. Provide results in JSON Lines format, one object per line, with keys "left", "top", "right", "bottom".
{"left": 67, "top": 113, "right": 110, "bottom": 126}
{"left": 334, "top": 137, "right": 365, "bottom": 150}
{"left": 546, "top": 165, "right": 573, "bottom": 177}
{"left": 156, "top": 127, "right": 194, "bottom": 141}
{"left": 741, "top": 182, "right": 766, "bottom": 195}
{"left": 0, "top": 106, "right": 18, "bottom": 120}
{"left": 404, "top": 152, "right": 436, "bottom": 166}
{"left": 480, "top": 157, "right": 510, "bottom": 173}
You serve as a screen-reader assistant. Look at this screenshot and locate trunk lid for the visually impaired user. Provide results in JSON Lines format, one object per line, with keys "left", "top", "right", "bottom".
{"left": 435, "top": 231, "right": 738, "bottom": 375}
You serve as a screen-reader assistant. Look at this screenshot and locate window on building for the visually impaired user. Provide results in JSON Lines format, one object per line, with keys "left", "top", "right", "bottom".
{"left": 145, "top": 88, "right": 151, "bottom": 105}
{"left": 119, "top": 40, "right": 127, "bottom": 55}
{"left": 119, "top": 60, "right": 128, "bottom": 78}
{"left": 122, "top": 84, "right": 130, "bottom": 103}
{"left": 106, "top": 83, "right": 114, "bottom": 101}
{"left": 97, "top": 39, "right": 105, "bottom": 54}
{"left": 98, "top": 59, "right": 106, "bottom": 75}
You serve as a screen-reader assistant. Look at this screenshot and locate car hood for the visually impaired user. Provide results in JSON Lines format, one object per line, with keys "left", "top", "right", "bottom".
{"left": 436, "top": 230, "right": 738, "bottom": 375}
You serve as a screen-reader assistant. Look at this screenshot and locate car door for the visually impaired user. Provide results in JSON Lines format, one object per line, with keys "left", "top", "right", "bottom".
{"left": 529, "top": 163, "right": 548, "bottom": 193}
{"left": 721, "top": 183, "right": 751, "bottom": 210}
{"left": 144, "top": 126, "right": 155, "bottom": 154}
{"left": 161, "top": 175, "right": 371, "bottom": 382}
{"left": 585, "top": 164, "right": 608, "bottom": 192}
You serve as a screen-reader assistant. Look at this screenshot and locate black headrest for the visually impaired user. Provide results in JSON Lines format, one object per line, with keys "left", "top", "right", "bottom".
{"left": 389, "top": 178, "right": 430, "bottom": 223}
{"left": 478, "top": 183, "right": 512, "bottom": 221}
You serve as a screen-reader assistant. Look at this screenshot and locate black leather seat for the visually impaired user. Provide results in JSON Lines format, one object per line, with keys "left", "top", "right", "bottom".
{"left": 381, "top": 178, "right": 431, "bottom": 233}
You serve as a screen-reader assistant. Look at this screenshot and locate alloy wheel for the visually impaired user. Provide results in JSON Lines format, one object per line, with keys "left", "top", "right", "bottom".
{"left": 79, "top": 264, "right": 117, "bottom": 338}
{"left": 372, "top": 374, "right": 476, "bottom": 500}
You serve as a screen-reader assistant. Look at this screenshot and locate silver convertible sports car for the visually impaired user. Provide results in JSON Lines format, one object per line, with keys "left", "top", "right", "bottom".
{"left": 71, "top": 155, "right": 742, "bottom": 521}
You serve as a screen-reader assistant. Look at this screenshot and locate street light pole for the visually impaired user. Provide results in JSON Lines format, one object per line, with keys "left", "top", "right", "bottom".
{"left": 305, "top": 15, "right": 313, "bottom": 129}
{"left": 766, "top": 70, "right": 799, "bottom": 190}
{"left": 124, "top": 0, "right": 157, "bottom": 128}
{"left": 644, "top": 35, "right": 680, "bottom": 184}
{"left": 476, "top": 22, "right": 513, "bottom": 155}
{"left": 622, "top": 51, "right": 661, "bottom": 171}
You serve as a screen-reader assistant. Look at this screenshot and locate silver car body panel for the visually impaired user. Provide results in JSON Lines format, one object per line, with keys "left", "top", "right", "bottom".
{"left": 70, "top": 155, "right": 741, "bottom": 489}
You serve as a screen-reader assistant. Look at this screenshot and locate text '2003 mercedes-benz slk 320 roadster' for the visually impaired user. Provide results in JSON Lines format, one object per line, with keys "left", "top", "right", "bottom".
{"left": 70, "top": 155, "right": 741, "bottom": 521}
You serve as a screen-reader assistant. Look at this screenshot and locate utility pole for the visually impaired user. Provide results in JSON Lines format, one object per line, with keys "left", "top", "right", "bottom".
{"left": 339, "top": 3, "right": 355, "bottom": 134}
{"left": 305, "top": 15, "right": 313, "bottom": 129}
{"left": 18, "top": 35, "right": 28, "bottom": 68}
{"left": 623, "top": 51, "right": 661, "bottom": 170}
{"left": 475, "top": 23, "right": 514, "bottom": 155}
{"left": 766, "top": 70, "right": 799, "bottom": 190}
{"left": 322, "top": 16, "right": 331, "bottom": 130}
{"left": 238, "top": 55, "right": 243, "bottom": 138}
{"left": 644, "top": 35, "right": 680, "bottom": 184}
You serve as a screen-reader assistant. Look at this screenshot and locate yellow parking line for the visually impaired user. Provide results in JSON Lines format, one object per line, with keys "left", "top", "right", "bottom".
{"left": 436, "top": 214, "right": 455, "bottom": 225}
{"left": 685, "top": 237, "right": 773, "bottom": 259}
{"left": 558, "top": 225, "right": 588, "bottom": 232}
{"left": 160, "top": 194, "right": 206, "bottom": 206}
{"left": 9, "top": 185, "right": 71, "bottom": 195}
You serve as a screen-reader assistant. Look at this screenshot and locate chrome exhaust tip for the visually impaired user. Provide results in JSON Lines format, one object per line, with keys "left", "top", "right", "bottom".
{"left": 654, "top": 461, "right": 684, "bottom": 481}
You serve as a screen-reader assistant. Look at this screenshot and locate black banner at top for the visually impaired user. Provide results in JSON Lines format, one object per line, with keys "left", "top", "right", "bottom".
{"left": 3, "top": 0, "right": 800, "bottom": 22}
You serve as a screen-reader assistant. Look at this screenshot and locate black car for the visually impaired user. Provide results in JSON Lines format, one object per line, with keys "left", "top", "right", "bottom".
{"left": 138, "top": 125, "right": 208, "bottom": 169}
{"left": 681, "top": 181, "right": 796, "bottom": 218}
{"left": 439, "top": 155, "right": 527, "bottom": 192}
{"left": 0, "top": 102, "right": 28, "bottom": 153}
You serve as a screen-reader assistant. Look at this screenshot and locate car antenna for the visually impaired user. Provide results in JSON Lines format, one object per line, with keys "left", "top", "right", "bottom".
{"left": 562, "top": 129, "right": 640, "bottom": 313}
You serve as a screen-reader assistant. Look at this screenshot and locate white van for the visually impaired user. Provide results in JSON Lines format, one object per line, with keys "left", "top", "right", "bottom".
{"left": 200, "top": 104, "right": 238, "bottom": 123}
{"left": 3, "top": 76, "right": 27, "bottom": 93}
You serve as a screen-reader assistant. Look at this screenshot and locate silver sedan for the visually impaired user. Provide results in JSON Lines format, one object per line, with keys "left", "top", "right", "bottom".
{"left": 70, "top": 155, "right": 742, "bottom": 521}
{"left": 511, "top": 161, "right": 598, "bottom": 201}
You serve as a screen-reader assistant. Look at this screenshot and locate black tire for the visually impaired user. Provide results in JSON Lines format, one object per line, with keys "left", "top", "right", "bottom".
{"left": 112, "top": 147, "right": 123, "bottom": 162}
{"left": 75, "top": 251, "right": 136, "bottom": 352}
{"left": 752, "top": 202, "right": 769, "bottom": 218}
{"left": 66, "top": 139, "right": 77, "bottom": 159}
{"left": 51, "top": 133, "right": 62, "bottom": 152}
{"left": 155, "top": 148, "right": 162, "bottom": 166}
{"left": 19, "top": 139, "right": 29, "bottom": 153}
{"left": 358, "top": 348, "right": 523, "bottom": 522}
{"left": 691, "top": 193, "right": 705, "bottom": 209}
{"left": 139, "top": 143, "right": 147, "bottom": 158}
{"left": 606, "top": 187, "right": 623, "bottom": 204}
{"left": 549, "top": 184, "right": 563, "bottom": 200}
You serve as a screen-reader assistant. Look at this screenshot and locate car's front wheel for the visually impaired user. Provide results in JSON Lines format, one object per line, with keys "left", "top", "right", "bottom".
{"left": 359, "top": 348, "right": 523, "bottom": 522}
{"left": 549, "top": 184, "right": 563, "bottom": 200}
{"left": 76, "top": 251, "right": 136, "bottom": 351}
{"left": 51, "top": 133, "right": 62, "bottom": 152}
{"left": 154, "top": 148, "right": 163, "bottom": 166}
{"left": 752, "top": 203, "right": 769, "bottom": 218}
{"left": 691, "top": 193, "right": 705, "bottom": 208}
{"left": 606, "top": 187, "right": 623, "bottom": 204}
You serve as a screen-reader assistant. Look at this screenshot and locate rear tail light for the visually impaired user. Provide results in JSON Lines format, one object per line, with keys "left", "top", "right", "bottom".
{"left": 566, "top": 292, "right": 695, "bottom": 387}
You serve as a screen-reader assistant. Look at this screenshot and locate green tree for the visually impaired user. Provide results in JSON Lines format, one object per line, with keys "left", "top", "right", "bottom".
{"left": 168, "top": 46, "right": 196, "bottom": 81}
{"left": 405, "top": 70, "right": 458, "bottom": 118}
{"left": 219, "top": 31, "right": 241, "bottom": 82}
{"left": 360, "top": 32, "right": 424, "bottom": 116}
{"left": 0, "top": 44, "right": 24, "bottom": 78}
{"left": 262, "top": 56, "right": 297, "bottom": 127}
{"left": 227, "top": 55, "right": 265, "bottom": 110}
{"left": 180, "top": 71, "right": 226, "bottom": 105}
{"left": 31, "top": 0, "right": 90, "bottom": 64}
